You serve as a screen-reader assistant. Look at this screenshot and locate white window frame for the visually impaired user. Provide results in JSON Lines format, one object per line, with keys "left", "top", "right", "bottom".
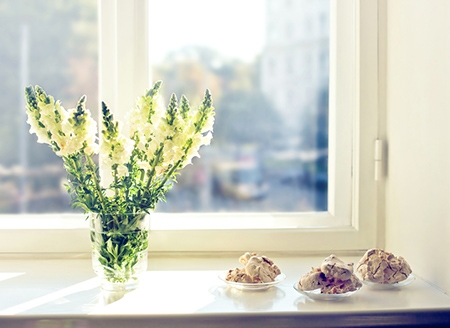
{"left": 0, "top": 0, "right": 381, "bottom": 254}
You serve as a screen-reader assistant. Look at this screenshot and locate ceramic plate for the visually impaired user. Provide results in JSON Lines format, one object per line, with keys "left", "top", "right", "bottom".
{"left": 293, "top": 283, "right": 361, "bottom": 301}
{"left": 360, "top": 274, "right": 415, "bottom": 290}
{"left": 219, "top": 272, "right": 286, "bottom": 290}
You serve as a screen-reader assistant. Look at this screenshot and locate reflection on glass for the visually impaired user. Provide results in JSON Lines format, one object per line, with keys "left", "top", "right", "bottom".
{"left": 150, "top": 0, "right": 329, "bottom": 213}
{"left": 0, "top": 0, "right": 98, "bottom": 213}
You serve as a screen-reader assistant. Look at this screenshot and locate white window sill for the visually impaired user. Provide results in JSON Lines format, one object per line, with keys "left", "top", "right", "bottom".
{"left": 0, "top": 254, "right": 449, "bottom": 327}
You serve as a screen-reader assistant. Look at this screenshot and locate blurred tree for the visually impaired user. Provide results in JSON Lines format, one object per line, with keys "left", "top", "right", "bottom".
{"left": 214, "top": 90, "right": 283, "bottom": 147}
{"left": 153, "top": 46, "right": 283, "bottom": 147}
{"left": 300, "top": 88, "right": 329, "bottom": 150}
{"left": 153, "top": 45, "right": 222, "bottom": 105}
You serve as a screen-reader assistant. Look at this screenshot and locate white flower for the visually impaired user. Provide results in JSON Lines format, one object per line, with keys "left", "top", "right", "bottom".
{"left": 146, "top": 140, "right": 159, "bottom": 159}
{"left": 155, "top": 166, "right": 165, "bottom": 176}
{"left": 36, "top": 97, "right": 68, "bottom": 151}
{"left": 202, "top": 115, "right": 215, "bottom": 133}
{"left": 105, "top": 189, "right": 115, "bottom": 198}
{"left": 164, "top": 149, "right": 177, "bottom": 165}
{"left": 26, "top": 87, "right": 100, "bottom": 158}
{"left": 82, "top": 117, "right": 100, "bottom": 155}
{"left": 100, "top": 107, "right": 135, "bottom": 184}
{"left": 202, "top": 131, "right": 213, "bottom": 146}
{"left": 55, "top": 100, "right": 99, "bottom": 157}
{"left": 184, "top": 123, "right": 195, "bottom": 136}
{"left": 125, "top": 83, "right": 165, "bottom": 155}
{"left": 114, "top": 136, "right": 135, "bottom": 164}
{"left": 100, "top": 133, "right": 134, "bottom": 167}
{"left": 157, "top": 119, "right": 174, "bottom": 138}
{"left": 116, "top": 164, "right": 129, "bottom": 177}
{"left": 26, "top": 114, "right": 50, "bottom": 144}
{"left": 137, "top": 161, "right": 151, "bottom": 172}
{"left": 172, "top": 148, "right": 186, "bottom": 165}
{"left": 173, "top": 133, "right": 189, "bottom": 150}
{"left": 25, "top": 82, "right": 215, "bottom": 210}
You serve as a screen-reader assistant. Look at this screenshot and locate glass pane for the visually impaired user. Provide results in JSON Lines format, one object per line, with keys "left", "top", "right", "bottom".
{"left": 0, "top": 0, "right": 98, "bottom": 214}
{"left": 150, "top": 0, "right": 329, "bottom": 213}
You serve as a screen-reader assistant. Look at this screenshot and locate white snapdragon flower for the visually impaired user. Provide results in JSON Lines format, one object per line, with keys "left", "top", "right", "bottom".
{"left": 147, "top": 93, "right": 185, "bottom": 175}
{"left": 163, "top": 143, "right": 177, "bottom": 165}
{"left": 146, "top": 139, "right": 160, "bottom": 160}
{"left": 111, "top": 135, "right": 135, "bottom": 165}
{"left": 35, "top": 87, "right": 69, "bottom": 152}
{"left": 202, "top": 115, "right": 215, "bottom": 133}
{"left": 57, "top": 97, "right": 99, "bottom": 157}
{"left": 175, "top": 90, "right": 215, "bottom": 169}
{"left": 202, "top": 131, "right": 213, "bottom": 146}
{"left": 100, "top": 129, "right": 135, "bottom": 166}
{"left": 137, "top": 161, "right": 151, "bottom": 172}
{"left": 157, "top": 119, "right": 175, "bottom": 140}
{"left": 181, "top": 135, "right": 203, "bottom": 168}
{"left": 116, "top": 164, "right": 129, "bottom": 178}
{"left": 100, "top": 102, "right": 135, "bottom": 182}
{"left": 125, "top": 81, "right": 165, "bottom": 156}
{"left": 25, "top": 86, "right": 57, "bottom": 145}
{"left": 26, "top": 114, "right": 51, "bottom": 144}
{"left": 81, "top": 116, "right": 99, "bottom": 155}
{"left": 26, "top": 87, "right": 99, "bottom": 158}
{"left": 127, "top": 94, "right": 164, "bottom": 130}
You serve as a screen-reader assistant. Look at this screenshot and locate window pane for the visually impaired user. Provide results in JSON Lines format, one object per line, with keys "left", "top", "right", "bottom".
{"left": 0, "top": 0, "right": 98, "bottom": 214}
{"left": 150, "top": 0, "right": 329, "bottom": 213}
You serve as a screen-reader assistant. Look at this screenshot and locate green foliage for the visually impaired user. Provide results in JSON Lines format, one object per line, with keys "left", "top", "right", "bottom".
{"left": 194, "top": 89, "right": 214, "bottom": 134}
{"left": 25, "top": 86, "right": 39, "bottom": 112}
{"left": 62, "top": 151, "right": 171, "bottom": 215}
{"left": 63, "top": 154, "right": 98, "bottom": 212}
{"left": 145, "top": 80, "right": 162, "bottom": 98}
{"left": 165, "top": 93, "right": 178, "bottom": 125}
{"left": 179, "top": 95, "right": 190, "bottom": 120}
{"left": 101, "top": 102, "right": 119, "bottom": 140}
{"left": 90, "top": 212, "right": 148, "bottom": 284}
{"left": 72, "top": 95, "right": 87, "bottom": 126}
{"left": 63, "top": 150, "right": 163, "bottom": 284}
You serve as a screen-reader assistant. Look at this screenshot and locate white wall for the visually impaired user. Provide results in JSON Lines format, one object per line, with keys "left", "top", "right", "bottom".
{"left": 385, "top": 0, "right": 450, "bottom": 294}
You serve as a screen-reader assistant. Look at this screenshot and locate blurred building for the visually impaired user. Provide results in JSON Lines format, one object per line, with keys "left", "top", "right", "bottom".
{"left": 260, "top": 0, "right": 329, "bottom": 148}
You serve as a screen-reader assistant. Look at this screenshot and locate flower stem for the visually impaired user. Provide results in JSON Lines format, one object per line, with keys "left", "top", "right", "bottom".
{"left": 113, "top": 166, "right": 119, "bottom": 198}
{"left": 145, "top": 145, "right": 163, "bottom": 190}
{"left": 156, "top": 160, "right": 182, "bottom": 192}
{"left": 86, "top": 154, "right": 107, "bottom": 212}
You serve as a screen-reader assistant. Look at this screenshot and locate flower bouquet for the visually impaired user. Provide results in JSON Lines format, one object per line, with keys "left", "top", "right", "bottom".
{"left": 24, "top": 81, "right": 215, "bottom": 290}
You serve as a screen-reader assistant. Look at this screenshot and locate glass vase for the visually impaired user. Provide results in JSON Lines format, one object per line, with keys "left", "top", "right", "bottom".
{"left": 89, "top": 212, "right": 149, "bottom": 291}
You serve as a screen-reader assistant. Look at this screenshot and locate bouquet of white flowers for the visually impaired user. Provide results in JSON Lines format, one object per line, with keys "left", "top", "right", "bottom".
{"left": 24, "top": 81, "right": 215, "bottom": 289}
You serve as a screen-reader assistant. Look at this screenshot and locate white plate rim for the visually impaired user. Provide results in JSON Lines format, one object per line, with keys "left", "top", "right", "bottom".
{"left": 293, "top": 282, "right": 361, "bottom": 300}
{"left": 358, "top": 274, "right": 415, "bottom": 289}
{"left": 218, "top": 272, "right": 286, "bottom": 290}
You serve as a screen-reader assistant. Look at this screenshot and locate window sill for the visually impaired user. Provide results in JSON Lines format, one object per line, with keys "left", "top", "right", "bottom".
{"left": 0, "top": 254, "right": 449, "bottom": 327}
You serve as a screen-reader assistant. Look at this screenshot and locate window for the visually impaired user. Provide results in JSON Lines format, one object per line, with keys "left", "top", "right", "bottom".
{"left": 0, "top": 0, "right": 380, "bottom": 254}
{"left": 145, "top": 0, "right": 331, "bottom": 215}
{"left": 0, "top": 0, "right": 98, "bottom": 215}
